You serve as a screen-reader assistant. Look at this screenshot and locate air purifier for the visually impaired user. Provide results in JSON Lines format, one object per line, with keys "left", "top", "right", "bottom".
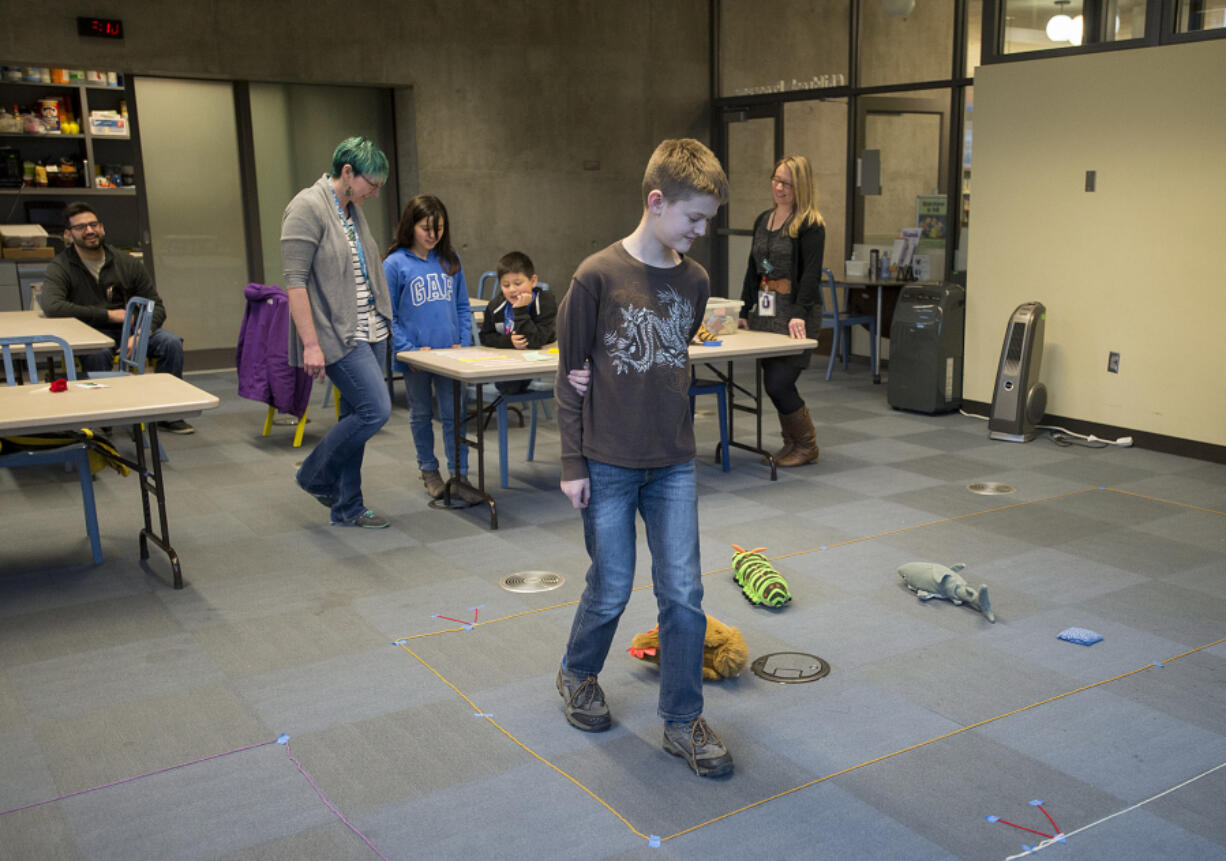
{"left": 988, "top": 301, "right": 1047, "bottom": 442}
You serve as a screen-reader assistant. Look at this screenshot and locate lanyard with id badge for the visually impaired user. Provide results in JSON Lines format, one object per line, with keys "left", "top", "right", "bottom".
{"left": 757, "top": 260, "right": 777, "bottom": 317}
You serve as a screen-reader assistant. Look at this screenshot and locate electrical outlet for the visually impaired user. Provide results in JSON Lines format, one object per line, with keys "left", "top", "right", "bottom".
{"left": 1107, "top": 351, "right": 1120, "bottom": 373}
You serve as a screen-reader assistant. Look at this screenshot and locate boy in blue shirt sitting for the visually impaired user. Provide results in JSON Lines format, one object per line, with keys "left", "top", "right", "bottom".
{"left": 553, "top": 139, "right": 733, "bottom": 778}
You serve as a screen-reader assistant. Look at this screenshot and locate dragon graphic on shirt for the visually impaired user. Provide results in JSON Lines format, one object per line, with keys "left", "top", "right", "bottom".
{"left": 603, "top": 286, "right": 694, "bottom": 374}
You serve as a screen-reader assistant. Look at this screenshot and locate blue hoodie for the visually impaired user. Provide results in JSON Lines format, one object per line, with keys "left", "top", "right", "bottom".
{"left": 384, "top": 247, "right": 472, "bottom": 372}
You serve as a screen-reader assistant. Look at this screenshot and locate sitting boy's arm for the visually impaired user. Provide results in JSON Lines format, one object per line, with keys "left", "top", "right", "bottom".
{"left": 517, "top": 291, "right": 558, "bottom": 349}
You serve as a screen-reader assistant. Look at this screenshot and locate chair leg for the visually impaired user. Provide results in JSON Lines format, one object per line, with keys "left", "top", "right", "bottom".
{"left": 716, "top": 388, "right": 729, "bottom": 472}
{"left": 498, "top": 400, "right": 511, "bottom": 489}
{"left": 826, "top": 327, "right": 839, "bottom": 381}
{"left": 74, "top": 448, "right": 103, "bottom": 564}
{"left": 293, "top": 409, "right": 308, "bottom": 447}
{"left": 263, "top": 406, "right": 275, "bottom": 438}
{"left": 527, "top": 401, "right": 538, "bottom": 462}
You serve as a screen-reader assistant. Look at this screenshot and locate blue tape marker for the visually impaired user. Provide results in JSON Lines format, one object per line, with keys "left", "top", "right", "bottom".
{"left": 393, "top": 638, "right": 407, "bottom": 645}
{"left": 470, "top": 605, "right": 484, "bottom": 610}
{"left": 277, "top": 734, "right": 290, "bottom": 745}
{"left": 1153, "top": 661, "right": 1164, "bottom": 668}
{"left": 648, "top": 835, "right": 661, "bottom": 848}
{"left": 474, "top": 712, "right": 492, "bottom": 718}
{"left": 1098, "top": 486, "right": 1106, "bottom": 491}
{"left": 1055, "top": 834, "right": 1067, "bottom": 843}
{"left": 431, "top": 614, "right": 442, "bottom": 619}
{"left": 985, "top": 815, "right": 999, "bottom": 823}
{"left": 701, "top": 340, "right": 722, "bottom": 347}
{"left": 820, "top": 545, "right": 827, "bottom": 551}
{"left": 462, "top": 624, "right": 473, "bottom": 631}
{"left": 1022, "top": 845, "right": 1032, "bottom": 853}
{"left": 1029, "top": 800, "right": 1044, "bottom": 807}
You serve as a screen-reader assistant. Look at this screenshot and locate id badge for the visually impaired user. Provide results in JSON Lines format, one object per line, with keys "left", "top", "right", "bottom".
{"left": 758, "top": 288, "right": 776, "bottom": 317}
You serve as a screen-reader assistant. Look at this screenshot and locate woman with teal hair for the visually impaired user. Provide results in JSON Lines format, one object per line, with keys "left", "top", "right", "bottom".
{"left": 283, "top": 136, "right": 395, "bottom": 528}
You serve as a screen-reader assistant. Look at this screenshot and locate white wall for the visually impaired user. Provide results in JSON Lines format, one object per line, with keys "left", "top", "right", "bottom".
{"left": 967, "top": 40, "right": 1226, "bottom": 447}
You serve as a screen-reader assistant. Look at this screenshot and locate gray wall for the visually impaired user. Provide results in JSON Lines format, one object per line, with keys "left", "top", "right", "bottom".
{"left": 2, "top": 0, "right": 713, "bottom": 294}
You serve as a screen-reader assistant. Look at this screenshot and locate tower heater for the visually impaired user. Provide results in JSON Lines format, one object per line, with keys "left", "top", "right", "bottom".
{"left": 989, "top": 301, "right": 1047, "bottom": 442}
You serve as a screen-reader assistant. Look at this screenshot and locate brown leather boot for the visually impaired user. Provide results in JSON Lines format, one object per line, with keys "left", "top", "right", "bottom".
{"left": 776, "top": 406, "right": 819, "bottom": 467}
{"left": 761, "top": 412, "right": 795, "bottom": 465}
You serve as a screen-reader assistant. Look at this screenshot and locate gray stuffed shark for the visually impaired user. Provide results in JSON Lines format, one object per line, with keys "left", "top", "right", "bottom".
{"left": 897, "top": 562, "right": 995, "bottom": 623}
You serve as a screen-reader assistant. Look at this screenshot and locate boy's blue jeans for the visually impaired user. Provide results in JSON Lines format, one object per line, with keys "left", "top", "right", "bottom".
{"left": 404, "top": 368, "right": 468, "bottom": 475}
{"left": 564, "top": 459, "right": 705, "bottom": 723}
{"left": 297, "top": 340, "right": 391, "bottom": 522}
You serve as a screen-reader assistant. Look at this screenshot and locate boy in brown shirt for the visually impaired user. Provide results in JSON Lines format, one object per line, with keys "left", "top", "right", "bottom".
{"left": 553, "top": 139, "right": 733, "bottom": 777}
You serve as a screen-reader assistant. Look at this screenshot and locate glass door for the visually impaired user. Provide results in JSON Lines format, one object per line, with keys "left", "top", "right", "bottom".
{"left": 712, "top": 104, "right": 779, "bottom": 299}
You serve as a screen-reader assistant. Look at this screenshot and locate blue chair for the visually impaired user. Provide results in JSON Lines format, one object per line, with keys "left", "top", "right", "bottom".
{"left": 1, "top": 335, "right": 103, "bottom": 564}
{"left": 91, "top": 296, "right": 155, "bottom": 378}
{"left": 476, "top": 271, "right": 498, "bottom": 300}
{"left": 688, "top": 368, "right": 730, "bottom": 472}
{"left": 820, "top": 267, "right": 877, "bottom": 381}
{"left": 91, "top": 296, "right": 167, "bottom": 461}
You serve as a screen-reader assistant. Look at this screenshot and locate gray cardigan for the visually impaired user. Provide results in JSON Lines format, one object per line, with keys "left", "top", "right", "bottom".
{"left": 281, "top": 174, "right": 393, "bottom": 366}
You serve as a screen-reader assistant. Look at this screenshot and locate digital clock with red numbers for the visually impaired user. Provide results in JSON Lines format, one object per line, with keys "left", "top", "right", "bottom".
{"left": 77, "top": 16, "right": 124, "bottom": 39}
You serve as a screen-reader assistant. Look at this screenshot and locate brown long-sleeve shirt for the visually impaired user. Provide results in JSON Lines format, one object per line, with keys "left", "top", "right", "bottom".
{"left": 554, "top": 241, "right": 709, "bottom": 481}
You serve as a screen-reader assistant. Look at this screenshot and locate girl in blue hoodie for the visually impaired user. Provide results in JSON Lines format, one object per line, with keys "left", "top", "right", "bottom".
{"left": 384, "top": 195, "right": 480, "bottom": 503}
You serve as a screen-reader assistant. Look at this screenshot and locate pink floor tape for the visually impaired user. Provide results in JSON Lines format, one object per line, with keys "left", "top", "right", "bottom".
{"left": 1, "top": 734, "right": 390, "bottom": 861}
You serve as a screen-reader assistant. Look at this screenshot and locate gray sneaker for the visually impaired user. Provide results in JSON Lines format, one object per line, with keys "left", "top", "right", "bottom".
{"left": 663, "top": 717, "right": 734, "bottom": 777}
{"left": 556, "top": 666, "right": 611, "bottom": 732}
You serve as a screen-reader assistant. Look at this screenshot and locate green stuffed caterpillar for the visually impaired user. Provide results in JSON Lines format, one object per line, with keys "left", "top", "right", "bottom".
{"left": 731, "top": 544, "right": 792, "bottom": 607}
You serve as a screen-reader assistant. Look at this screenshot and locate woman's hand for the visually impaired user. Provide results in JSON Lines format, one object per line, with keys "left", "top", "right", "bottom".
{"left": 738, "top": 317, "right": 749, "bottom": 330}
{"left": 787, "top": 317, "right": 806, "bottom": 339}
{"left": 303, "top": 344, "right": 327, "bottom": 382}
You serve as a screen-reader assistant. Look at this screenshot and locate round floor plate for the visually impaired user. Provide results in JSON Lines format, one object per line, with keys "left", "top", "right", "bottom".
{"left": 750, "top": 652, "right": 831, "bottom": 684}
{"left": 499, "top": 571, "right": 566, "bottom": 593}
{"left": 967, "top": 482, "right": 1017, "bottom": 495}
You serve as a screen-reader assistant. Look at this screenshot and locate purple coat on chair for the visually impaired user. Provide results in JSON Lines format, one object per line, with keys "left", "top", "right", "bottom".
{"left": 236, "top": 283, "right": 313, "bottom": 419}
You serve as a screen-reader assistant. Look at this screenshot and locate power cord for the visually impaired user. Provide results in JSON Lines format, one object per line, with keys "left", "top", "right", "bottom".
{"left": 957, "top": 411, "right": 1133, "bottom": 449}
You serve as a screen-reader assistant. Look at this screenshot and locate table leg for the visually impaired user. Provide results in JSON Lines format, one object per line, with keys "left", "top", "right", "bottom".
{"left": 873, "top": 285, "right": 883, "bottom": 384}
{"left": 132, "top": 421, "right": 184, "bottom": 589}
{"left": 718, "top": 358, "right": 778, "bottom": 481}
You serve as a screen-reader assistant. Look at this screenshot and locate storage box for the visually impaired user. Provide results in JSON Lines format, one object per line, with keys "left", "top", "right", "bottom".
{"left": 2, "top": 246, "right": 55, "bottom": 259}
{"left": 0, "top": 223, "right": 48, "bottom": 248}
{"left": 88, "top": 112, "right": 128, "bottom": 136}
{"left": 702, "top": 297, "right": 741, "bottom": 336}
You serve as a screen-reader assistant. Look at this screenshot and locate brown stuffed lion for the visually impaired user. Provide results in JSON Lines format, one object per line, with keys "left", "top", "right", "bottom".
{"left": 626, "top": 614, "right": 749, "bottom": 680}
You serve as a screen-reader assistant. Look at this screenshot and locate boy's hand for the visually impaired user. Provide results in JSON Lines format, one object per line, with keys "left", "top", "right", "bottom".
{"left": 560, "top": 477, "right": 590, "bottom": 509}
{"left": 511, "top": 333, "right": 527, "bottom": 349}
{"left": 567, "top": 361, "right": 591, "bottom": 395}
{"left": 511, "top": 291, "right": 534, "bottom": 308}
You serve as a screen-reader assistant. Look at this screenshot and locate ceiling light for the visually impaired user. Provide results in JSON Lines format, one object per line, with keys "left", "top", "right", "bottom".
{"left": 1046, "top": 0, "right": 1073, "bottom": 42}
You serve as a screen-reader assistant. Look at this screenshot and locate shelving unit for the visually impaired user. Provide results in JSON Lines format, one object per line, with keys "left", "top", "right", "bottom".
{"left": 0, "top": 72, "right": 150, "bottom": 261}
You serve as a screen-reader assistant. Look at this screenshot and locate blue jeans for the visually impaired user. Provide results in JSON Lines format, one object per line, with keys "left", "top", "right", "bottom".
{"left": 404, "top": 369, "right": 468, "bottom": 475}
{"left": 564, "top": 459, "right": 706, "bottom": 722}
{"left": 297, "top": 340, "right": 391, "bottom": 522}
{"left": 83, "top": 327, "right": 185, "bottom": 378}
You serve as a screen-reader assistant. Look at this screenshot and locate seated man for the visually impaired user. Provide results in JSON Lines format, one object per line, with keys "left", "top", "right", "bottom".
{"left": 42, "top": 201, "right": 193, "bottom": 433}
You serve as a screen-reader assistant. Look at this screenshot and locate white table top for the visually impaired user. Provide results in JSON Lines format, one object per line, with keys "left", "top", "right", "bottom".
{"left": 0, "top": 373, "right": 220, "bottom": 435}
{"left": 0, "top": 310, "right": 115, "bottom": 353}
{"left": 398, "top": 330, "right": 817, "bottom": 383}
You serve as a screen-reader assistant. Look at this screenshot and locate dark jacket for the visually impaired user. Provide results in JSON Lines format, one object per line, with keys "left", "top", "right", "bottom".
{"left": 236, "top": 283, "right": 313, "bottom": 419}
{"left": 739, "top": 209, "right": 825, "bottom": 319}
{"left": 42, "top": 243, "right": 167, "bottom": 330}
{"left": 479, "top": 288, "right": 558, "bottom": 349}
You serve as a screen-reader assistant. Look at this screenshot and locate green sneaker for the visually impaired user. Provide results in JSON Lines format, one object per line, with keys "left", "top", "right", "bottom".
{"left": 331, "top": 509, "right": 390, "bottom": 529}
{"left": 556, "top": 666, "right": 611, "bottom": 732}
{"left": 663, "top": 717, "right": 734, "bottom": 777}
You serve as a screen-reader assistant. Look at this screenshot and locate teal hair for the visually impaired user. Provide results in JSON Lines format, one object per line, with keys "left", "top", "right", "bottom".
{"left": 330, "top": 136, "right": 388, "bottom": 182}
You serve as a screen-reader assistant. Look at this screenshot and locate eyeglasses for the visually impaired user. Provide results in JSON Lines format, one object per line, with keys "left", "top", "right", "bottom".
{"left": 360, "top": 175, "right": 384, "bottom": 192}
{"left": 770, "top": 176, "right": 793, "bottom": 189}
{"left": 68, "top": 220, "right": 102, "bottom": 233}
